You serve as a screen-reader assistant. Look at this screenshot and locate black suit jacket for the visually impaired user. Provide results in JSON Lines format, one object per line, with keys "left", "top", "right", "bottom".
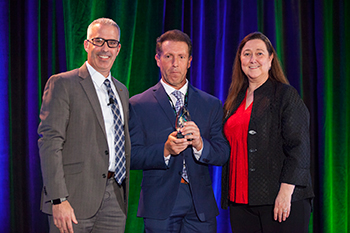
{"left": 221, "top": 79, "right": 314, "bottom": 209}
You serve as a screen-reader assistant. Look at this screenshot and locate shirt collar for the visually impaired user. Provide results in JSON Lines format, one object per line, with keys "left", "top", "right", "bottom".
{"left": 86, "top": 61, "right": 112, "bottom": 87}
{"left": 160, "top": 79, "right": 188, "bottom": 97}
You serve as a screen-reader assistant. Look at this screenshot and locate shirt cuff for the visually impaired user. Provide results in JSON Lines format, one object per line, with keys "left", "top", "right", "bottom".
{"left": 164, "top": 154, "right": 171, "bottom": 166}
{"left": 193, "top": 139, "right": 203, "bottom": 160}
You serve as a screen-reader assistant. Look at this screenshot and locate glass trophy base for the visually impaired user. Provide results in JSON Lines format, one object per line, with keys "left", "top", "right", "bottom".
{"left": 177, "top": 132, "right": 184, "bottom": 139}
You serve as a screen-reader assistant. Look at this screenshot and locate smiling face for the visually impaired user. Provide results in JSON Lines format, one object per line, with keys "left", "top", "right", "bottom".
{"left": 84, "top": 23, "right": 121, "bottom": 77}
{"left": 240, "top": 39, "right": 273, "bottom": 84}
{"left": 155, "top": 41, "right": 192, "bottom": 90}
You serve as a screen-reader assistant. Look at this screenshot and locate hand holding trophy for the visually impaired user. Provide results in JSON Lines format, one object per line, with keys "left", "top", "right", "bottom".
{"left": 175, "top": 106, "right": 191, "bottom": 139}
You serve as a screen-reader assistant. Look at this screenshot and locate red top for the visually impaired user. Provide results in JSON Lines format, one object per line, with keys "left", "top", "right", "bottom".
{"left": 224, "top": 93, "right": 252, "bottom": 204}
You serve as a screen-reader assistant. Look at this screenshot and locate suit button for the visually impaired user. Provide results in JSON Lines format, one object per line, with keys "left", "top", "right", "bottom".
{"left": 105, "top": 150, "right": 109, "bottom": 155}
{"left": 248, "top": 130, "right": 256, "bottom": 135}
{"left": 249, "top": 148, "right": 257, "bottom": 153}
{"left": 102, "top": 174, "right": 106, "bottom": 178}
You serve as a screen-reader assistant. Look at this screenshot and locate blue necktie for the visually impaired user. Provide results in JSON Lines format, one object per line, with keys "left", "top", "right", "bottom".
{"left": 172, "top": 90, "right": 189, "bottom": 183}
{"left": 104, "top": 79, "right": 126, "bottom": 185}
{"left": 172, "top": 90, "right": 184, "bottom": 113}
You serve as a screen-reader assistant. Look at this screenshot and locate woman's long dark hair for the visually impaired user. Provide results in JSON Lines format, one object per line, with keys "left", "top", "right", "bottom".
{"left": 224, "top": 32, "right": 289, "bottom": 115}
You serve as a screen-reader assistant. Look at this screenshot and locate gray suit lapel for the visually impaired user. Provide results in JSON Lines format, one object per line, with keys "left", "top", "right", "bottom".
{"left": 78, "top": 64, "right": 106, "bottom": 137}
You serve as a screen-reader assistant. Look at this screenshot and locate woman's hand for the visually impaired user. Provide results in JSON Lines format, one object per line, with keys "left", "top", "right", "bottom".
{"left": 274, "top": 183, "right": 295, "bottom": 222}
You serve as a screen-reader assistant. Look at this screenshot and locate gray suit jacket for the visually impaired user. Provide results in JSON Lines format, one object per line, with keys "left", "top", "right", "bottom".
{"left": 38, "top": 63, "right": 130, "bottom": 218}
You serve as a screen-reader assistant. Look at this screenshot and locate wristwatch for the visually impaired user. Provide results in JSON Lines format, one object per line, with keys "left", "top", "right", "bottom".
{"left": 51, "top": 197, "right": 67, "bottom": 205}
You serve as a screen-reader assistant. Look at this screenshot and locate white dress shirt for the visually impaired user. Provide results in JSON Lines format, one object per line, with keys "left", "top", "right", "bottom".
{"left": 86, "top": 61, "right": 124, "bottom": 171}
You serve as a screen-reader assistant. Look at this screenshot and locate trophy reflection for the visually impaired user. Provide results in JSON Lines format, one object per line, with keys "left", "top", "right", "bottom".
{"left": 175, "top": 106, "right": 191, "bottom": 139}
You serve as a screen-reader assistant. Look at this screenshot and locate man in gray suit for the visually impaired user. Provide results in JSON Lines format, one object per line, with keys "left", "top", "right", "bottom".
{"left": 38, "top": 18, "right": 130, "bottom": 233}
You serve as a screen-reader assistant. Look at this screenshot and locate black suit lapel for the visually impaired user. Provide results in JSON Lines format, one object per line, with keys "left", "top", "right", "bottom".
{"left": 187, "top": 84, "right": 200, "bottom": 120}
{"left": 153, "top": 82, "right": 177, "bottom": 127}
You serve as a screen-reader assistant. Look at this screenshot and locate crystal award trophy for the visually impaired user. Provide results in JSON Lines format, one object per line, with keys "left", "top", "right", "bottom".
{"left": 175, "top": 106, "right": 191, "bottom": 139}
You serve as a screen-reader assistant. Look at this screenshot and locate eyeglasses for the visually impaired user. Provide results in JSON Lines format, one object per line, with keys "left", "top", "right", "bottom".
{"left": 87, "top": 37, "right": 120, "bottom": 48}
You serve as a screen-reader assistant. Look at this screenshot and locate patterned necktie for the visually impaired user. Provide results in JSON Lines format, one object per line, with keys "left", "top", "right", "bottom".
{"left": 172, "top": 90, "right": 184, "bottom": 113}
{"left": 104, "top": 79, "right": 126, "bottom": 185}
{"left": 172, "top": 90, "right": 189, "bottom": 183}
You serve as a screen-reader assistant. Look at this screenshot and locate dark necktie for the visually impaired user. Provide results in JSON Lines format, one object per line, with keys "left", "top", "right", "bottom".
{"left": 104, "top": 79, "right": 126, "bottom": 185}
{"left": 172, "top": 90, "right": 189, "bottom": 183}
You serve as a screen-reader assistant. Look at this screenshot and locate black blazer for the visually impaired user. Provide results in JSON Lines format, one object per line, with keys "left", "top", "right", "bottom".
{"left": 221, "top": 79, "right": 314, "bottom": 209}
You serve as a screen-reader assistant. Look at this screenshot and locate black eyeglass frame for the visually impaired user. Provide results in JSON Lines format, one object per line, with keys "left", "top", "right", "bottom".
{"left": 87, "top": 37, "right": 120, "bottom": 48}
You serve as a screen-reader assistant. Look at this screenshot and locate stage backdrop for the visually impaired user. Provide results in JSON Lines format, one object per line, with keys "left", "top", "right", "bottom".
{"left": 0, "top": 0, "right": 349, "bottom": 232}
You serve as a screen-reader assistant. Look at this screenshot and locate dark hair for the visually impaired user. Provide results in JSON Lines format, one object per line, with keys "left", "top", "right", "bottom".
{"left": 224, "top": 32, "right": 289, "bottom": 114}
{"left": 156, "top": 29, "right": 192, "bottom": 56}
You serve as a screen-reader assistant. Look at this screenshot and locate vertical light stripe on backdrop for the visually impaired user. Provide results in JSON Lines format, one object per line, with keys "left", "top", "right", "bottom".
{"left": 214, "top": 0, "right": 228, "bottom": 101}
{"left": 238, "top": 0, "right": 258, "bottom": 40}
{"left": 323, "top": 0, "right": 335, "bottom": 231}
{"left": 54, "top": 0, "right": 68, "bottom": 75}
{"left": 191, "top": 0, "right": 204, "bottom": 90}
{"left": 274, "top": 0, "right": 285, "bottom": 70}
{"left": 212, "top": 0, "right": 227, "bottom": 205}
{"left": 0, "top": 0, "right": 10, "bottom": 229}
{"left": 282, "top": 1, "right": 302, "bottom": 91}
{"left": 344, "top": 0, "right": 350, "bottom": 229}
{"left": 212, "top": 1, "right": 231, "bottom": 232}
{"left": 313, "top": 0, "right": 325, "bottom": 232}
{"left": 337, "top": 1, "right": 350, "bottom": 230}
{"left": 26, "top": 0, "right": 41, "bottom": 232}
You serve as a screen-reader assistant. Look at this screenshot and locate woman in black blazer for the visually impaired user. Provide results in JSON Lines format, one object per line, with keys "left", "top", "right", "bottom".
{"left": 221, "top": 32, "right": 314, "bottom": 233}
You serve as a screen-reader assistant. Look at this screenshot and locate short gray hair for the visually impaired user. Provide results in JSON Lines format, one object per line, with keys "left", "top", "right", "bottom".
{"left": 87, "top": 18, "right": 121, "bottom": 40}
